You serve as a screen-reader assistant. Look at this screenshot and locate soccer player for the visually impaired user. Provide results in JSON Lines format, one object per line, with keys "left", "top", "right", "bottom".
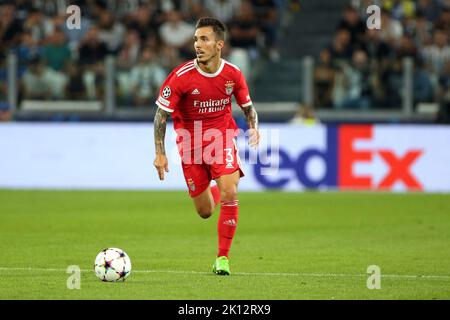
{"left": 153, "top": 17, "right": 260, "bottom": 275}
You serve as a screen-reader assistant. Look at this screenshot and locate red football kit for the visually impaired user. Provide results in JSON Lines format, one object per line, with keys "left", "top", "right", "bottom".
{"left": 156, "top": 58, "right": 253, "bottom": 197}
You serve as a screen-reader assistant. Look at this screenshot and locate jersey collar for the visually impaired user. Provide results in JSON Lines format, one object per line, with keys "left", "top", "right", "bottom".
{"left": 194, "top": 58, "right": 225, "bottom": 78}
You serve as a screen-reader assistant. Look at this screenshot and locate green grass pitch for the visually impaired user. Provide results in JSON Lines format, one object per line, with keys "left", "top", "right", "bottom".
{"left": 0, "top": 190, "right": 449, "bottom": 300}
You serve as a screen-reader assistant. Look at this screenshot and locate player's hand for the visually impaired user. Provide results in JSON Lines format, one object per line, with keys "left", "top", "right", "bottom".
{"left": 248, "top": 128, "right": 260, "bottom": 148}
{"left": 153, "top": 154, "right": 169, "bottom": 180}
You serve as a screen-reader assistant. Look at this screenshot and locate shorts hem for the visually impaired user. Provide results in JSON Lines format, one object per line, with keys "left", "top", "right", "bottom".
{"left": 188, "top": 182, "right": 210, "bottom": 198}
{"left": 211, "top": 167, "right": 245, "bottom": 181}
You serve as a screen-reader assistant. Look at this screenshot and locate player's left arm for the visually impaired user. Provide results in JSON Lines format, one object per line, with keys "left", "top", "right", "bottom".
{"left": 240, "top": 104, "right": 260, "bottom": 148}
{"left": 235, "top": 70, "right": 260, "bottom": 148}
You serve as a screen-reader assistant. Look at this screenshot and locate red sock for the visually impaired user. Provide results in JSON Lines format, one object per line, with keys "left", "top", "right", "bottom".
{"left": 210, "top": 185, "right": 221, "bottom": 207}
{"left": 217, "top": 200, "right": 239, "bottom": 258}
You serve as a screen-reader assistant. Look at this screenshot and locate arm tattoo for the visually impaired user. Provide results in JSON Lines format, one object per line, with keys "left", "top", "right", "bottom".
{"left": 154, "top": 108, "right": 170, "bottom": 155}
{"left": 241, "top": 105, "right": 259, "bottom": 130}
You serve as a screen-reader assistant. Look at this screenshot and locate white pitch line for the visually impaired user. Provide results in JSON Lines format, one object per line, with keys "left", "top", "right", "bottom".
{"left": 0, "top": 267, "right": 449, "bottom": 280}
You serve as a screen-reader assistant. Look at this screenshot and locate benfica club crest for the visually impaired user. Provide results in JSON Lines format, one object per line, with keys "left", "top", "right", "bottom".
{"left": 225, "top": 80, "right": 235, "bottom": 95}
{"left": 187, "top": 178, "right": 196, "bottom": 191}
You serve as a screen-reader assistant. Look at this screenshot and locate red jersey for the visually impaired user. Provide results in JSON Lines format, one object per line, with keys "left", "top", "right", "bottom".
{"left": 155, "top": 59, "right": 252, "bottom": 155}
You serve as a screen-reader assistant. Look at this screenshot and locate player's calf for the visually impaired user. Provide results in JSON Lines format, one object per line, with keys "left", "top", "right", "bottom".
{"left": 193, "top": 188, "right": 216, "bottom": 219}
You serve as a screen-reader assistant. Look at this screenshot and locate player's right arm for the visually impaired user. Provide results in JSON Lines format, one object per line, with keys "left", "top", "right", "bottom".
{"left": 153, "top": 107, "right": 170, "bottom": 180}
{"left": 152, "top": 66, "right": 184, "bottom": 180}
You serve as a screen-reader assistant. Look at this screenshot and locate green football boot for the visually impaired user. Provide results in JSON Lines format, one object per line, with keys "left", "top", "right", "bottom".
{"left": 212, "top": 256, "right": 230, "bottom": 275}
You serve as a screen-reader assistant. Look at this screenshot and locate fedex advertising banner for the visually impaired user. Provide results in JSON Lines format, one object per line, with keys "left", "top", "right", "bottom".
{"left": 0, "top": 123, "right": 449, "bottom": 192}
{"left": 238, "top": 124, "right": 450, "bottom": 192}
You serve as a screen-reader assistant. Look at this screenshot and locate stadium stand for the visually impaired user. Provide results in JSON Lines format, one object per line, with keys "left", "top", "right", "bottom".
{"left": 0, "top": 0, "right": 449, "bottom": 123}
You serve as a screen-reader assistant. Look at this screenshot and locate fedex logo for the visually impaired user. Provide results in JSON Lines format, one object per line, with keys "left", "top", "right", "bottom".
{"left": 250, "top": 125, "right": 423, "bottom": 191}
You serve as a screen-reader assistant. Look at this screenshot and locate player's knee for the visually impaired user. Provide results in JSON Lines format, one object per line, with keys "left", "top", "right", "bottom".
{"left": 197, "top": 207, "right": 213, "bottom": 219}
{"left": 220, "top": 187, "right": 238, "bottom": 202}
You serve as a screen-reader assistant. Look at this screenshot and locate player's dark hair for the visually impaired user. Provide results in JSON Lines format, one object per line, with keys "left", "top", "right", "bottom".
{"left": 195, "top": 17, "right": 227, "bottom": 41}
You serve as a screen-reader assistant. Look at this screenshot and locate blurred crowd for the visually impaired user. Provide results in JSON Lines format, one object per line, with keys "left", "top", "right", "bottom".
{"left": 0, "top": 0, "right": 288, "bottom": 108}
{"left": 314, "top": 0, "right": 450, "bottom": 118}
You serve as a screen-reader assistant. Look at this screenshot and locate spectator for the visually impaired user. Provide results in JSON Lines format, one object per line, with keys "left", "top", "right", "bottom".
{"left": 159, "top": 10, "right": 195, "bottom": 58}
{"left": 396, "top": 34, "right": 418, "bottom": 59}
{"left": 183, "top": 1, "right": 211, "bottom": 24}
{"left": 0, "top": 53, "right": 8, "bottom": 112}
{"left": 82, "top": 62, "right": 105, "bottom": 100}
{"left": 383, "top": 0, "right": 416, "bottom": 21}
{"left": 416, "top": 0, "right": 442, "bottom": 22}
{"left": 228, "top": 1, "right": 261, "bottom": 60}
{"left": 159, "top": 10, "right": 195, "bottom": 49}
{"left": 107, "top": 0, "right": 141, "bottom": 19}
{"left": 204, "top": 0, "right": 241, "bottom": 24}
{"left": 327, "top": 28, "right": 353, "bottom": 65}
{"left": 0, "top": 2, "right": 24, "bottom": 49}
{"left": 387, "top": 35, "right": 426, "bottom": 107}
{"left": 21, "top": 56, "right": 66, "bottom": 100}
{"left": 159, "top": 0, "right": 178, "bottom": 13}
{"left": 31, "top": 0, "right": 69, "bottom": 16}
{"left": 290, "top": 103, "right": 320, "bottom": 125}
{"left": 78, "top": 25, "right": 108, "bottom": 66}
{"left": 421, "top": 28, "right": 450, "bottom": 79}
{"left": 437, "top": 60, "right": 450, "bottom": 122}
{"left": 23, "top": 7, "right": 53, "bottom": 44}
{"left": 116, "top": 29, "right": 141, "bottom": 70}
{"left": 115, "top": 29, "right": 142, "bottom": 104}
{"left": 158, "top": 44, "right": 183, "bottom": 71}
{"left": 379, "top": 9, "right": 404, "bottom": 47}
{"left": 42, "top": 28, "right": 71, "bottom": 71}
{"left": 335, "top": 49, "right": 374, "bottom": 110}
{"left": 314, "top": 48, "right": 337, "bottom": 108}
{"left": 78, "top": 26, "right": 107, "bottom": 100}
{"left": 336, "top": 4, "right": 366, "bottom": 48}
{"left": 384, "top": 57, "right": 404, "bottom": 108}
{"left": 97, "top": 10, "right": 126, "bottom": 54}
{"left": 434, "top": 6, "right": 450, "bottom": 32}
{"left": 15, "top": 31, "right": 43, "bottom": 66}
{"left": 439, "top": 60, "right": 450, "bottom": 97}
{"left": 405, "top": 10, "right": 433, "bottom": 48}
{"left": 413, "top": 57, "right": 434, "bottom": 105}
{"left": 125, "top": 5, "right": 159, "bottom": 41}
{"left": 360, "top": 29, "right": 392, "bottom": 62}
{"left": 64, "top": 61, "right": 87, "bottom": 100}
{"left": 359, "top": 29, "right": 392, "bottom": 105}
{"left": 252, "top": 0, "right": 280, "bottom": 61}
{"left": 129, "top": 47, "right": 167, "bottom": 106}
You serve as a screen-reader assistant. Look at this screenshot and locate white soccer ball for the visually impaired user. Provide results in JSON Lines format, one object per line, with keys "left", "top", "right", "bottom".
{"left": 94, "top": 248, "right": 131, "bottom": 282}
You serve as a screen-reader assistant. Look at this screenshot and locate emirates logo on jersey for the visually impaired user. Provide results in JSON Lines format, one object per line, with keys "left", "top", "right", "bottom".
{"left": 194, "top": 98, "right": 229, "bottom": 113}
{"left": 225, "top": 80, "right": 235, "bottom": 95}
{"left": 194, "top": 98, "right": 230, "bottom": 108}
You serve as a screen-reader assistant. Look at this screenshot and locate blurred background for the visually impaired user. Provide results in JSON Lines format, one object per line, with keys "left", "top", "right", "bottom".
{"left": 0, "top": 0, "right": 449, "bottom": 123}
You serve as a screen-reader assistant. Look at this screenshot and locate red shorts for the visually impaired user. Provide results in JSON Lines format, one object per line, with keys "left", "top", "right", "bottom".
{"left": 181, "top": 141, "right": 244, "bottom": 198}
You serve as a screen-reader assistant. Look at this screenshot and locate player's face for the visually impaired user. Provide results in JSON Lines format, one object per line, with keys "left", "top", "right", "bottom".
{"left": 194, "top": 27, "right": 224, "bottom": 64}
